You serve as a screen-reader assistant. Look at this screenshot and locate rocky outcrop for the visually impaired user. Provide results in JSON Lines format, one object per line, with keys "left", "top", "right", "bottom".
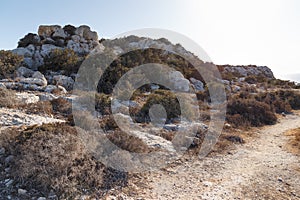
{"left": 13, "top": 25, "right": 101, "bottom": 70}
{"left": 222, "top": 65, "right": 274, "bottom": 79}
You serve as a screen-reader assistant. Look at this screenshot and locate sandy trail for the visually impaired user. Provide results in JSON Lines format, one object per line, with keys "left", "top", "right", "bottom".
{"left": 138, "top": 113, "right": 300, "bottom": 200}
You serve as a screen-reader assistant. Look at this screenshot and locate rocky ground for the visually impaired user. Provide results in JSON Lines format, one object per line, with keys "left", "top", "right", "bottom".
{"left": 129, "top": 113, "right": 300, "bottom": 200}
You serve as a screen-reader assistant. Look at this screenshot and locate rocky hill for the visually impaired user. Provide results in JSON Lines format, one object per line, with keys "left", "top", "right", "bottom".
{"left": 0, "top": 25, "right": 300, "bottom": 199}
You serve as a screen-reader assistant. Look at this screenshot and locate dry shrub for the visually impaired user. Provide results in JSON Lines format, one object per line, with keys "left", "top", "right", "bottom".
{"left": 51, "top": 97, "right": 72, "bottom": 116}
{"left": 95, "top": 93, "right": 112, "bottom": 115}
{"left": 227, "top": 98, "right": 277, "bottom": 127}
{"left": 72, "top": 110, "right": 99, "bottom": 131}
{"left": 39, "top": 48, "right": 82, "bottom": 75}
{"left": 21, "top": 101, "right": 53, "bottom": 115}
{"left": 0, "top": 50, "right": 23, "bottom": 79}
{"left": 0, "top": 88, "right": 20, "bottom": 108}
{"left": 107, "top": 130, "right": 151, "bottom": 153}
{"left": 137, "top": 90, "right": 181, "bottom": 122}
{"left": 99, "top": 115, "right": 118, "bottom": 131}
{"left": 285, "top": 127, "right": 300, "bottom": 154}
{"left": 0, "top": 123, "right": 128, "bottom": 198}
{"left": 255, "top": 90, "right": 300, "bottom": 113}
{"left": 226, "top": 114, "right": 251, "bottom": 128}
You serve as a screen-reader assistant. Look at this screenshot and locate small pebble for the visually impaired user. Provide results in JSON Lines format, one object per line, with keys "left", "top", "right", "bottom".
{"left": 18, "top": 188, "right": 27, "bottom": 195}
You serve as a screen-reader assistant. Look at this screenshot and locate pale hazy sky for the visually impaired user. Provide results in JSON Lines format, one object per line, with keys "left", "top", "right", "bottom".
{"left": 0, "top": 0, "right": 299, "bottom": 81}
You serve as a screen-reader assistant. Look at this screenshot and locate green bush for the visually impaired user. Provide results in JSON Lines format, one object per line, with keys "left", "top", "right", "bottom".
{"left": 40, "top": 48, "right": 81, "bottom": 75}
{"left": 137, "top": 90, "right": 180, "bottom": 122}
{"left": 0, "top": 50, "right": 23, "bottom": 79}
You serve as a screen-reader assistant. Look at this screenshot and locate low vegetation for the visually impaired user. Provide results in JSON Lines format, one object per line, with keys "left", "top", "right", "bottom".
{"left": 0, "top": 88, "right": 20, "bottom": 108}
{"left": 226, "top": 90, "right": 300, "bottom": 128}
{"left": 285, "top": 127, "right": 300, "bottom": 155}
{"left": 39, "top": 48, "right": 82, "bottom": 75}
{"left": 0, "top": 123, "right": 128, "bottom": 199}
{"left": 0, "top": 50, "right": 23, "bottom": 79}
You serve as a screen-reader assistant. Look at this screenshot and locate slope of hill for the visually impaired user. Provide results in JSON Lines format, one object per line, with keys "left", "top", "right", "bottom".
{"left": 0, "top": 25, "right": 300, "bottom": 199}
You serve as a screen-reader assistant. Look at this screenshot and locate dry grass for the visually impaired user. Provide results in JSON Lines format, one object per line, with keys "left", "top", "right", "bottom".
{"left": 20, "top": 101, "right": 53, "bottom": 115}
{"left": 0, "top": 88, "right": 21, "bottom": 108}
{"left": 284, "top": 127, "right": 300, "bottom": 155}
{"left": 0, "top": 123, "right": 128, "bottom": 199}
{"left": 107, "top": 130, "right": 152, "bottom": 153}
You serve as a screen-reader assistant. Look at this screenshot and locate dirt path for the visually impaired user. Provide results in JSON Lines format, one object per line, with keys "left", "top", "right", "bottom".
{"left": 137, "top": 113, "right": 300, "bottom": 200}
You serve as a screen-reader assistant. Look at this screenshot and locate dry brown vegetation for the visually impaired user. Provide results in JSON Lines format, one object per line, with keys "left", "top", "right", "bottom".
{"left": 285, "top": 127, "right": 300, "bottom": 155}
{"left": 0, "top": 88, "right": 20, "bottom": 108}
{"left": 0, "top": 123, "right": 129, "bottom": 199}
{"left": 226, "top": 90, "right": 300, "bottom": 128}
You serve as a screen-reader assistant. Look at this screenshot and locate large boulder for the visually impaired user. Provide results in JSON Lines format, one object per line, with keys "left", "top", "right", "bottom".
{"left": 16, "top": 67, "right": 34, "bottom": 78}
{"left": 12, "top": 46, "right": 35, "bottom": 57}
{"left": 67, "top": 40, "right": 89, "bottom": 54}
{"left": 19, "top": 71, "right": 47, "bottom": 87}
{"left": 40, "top": 44, "right": 62, "bottom": 57}
{"left": 38, "top": 25, "right": 62, "bottom": 38}
{"left": 75, "top": 25, "right": 98, "bottom": 41}
{"left": 52, "top": 28, "right": 68, "bottom": 39}
{"left": 168, "top": 71, "right": 190, "bottom": 92}
{"left": 190, "top": 78, "right": 204, "bottom": 92}
{"left": 53, "top": 75, "right": 74, "bottom": 91}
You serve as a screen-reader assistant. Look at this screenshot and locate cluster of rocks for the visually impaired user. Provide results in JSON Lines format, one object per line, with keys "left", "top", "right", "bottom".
{"left": 223, "top": 65, "right": 275, "bottom": 79}
{"left": 12, "top": 25, "right": 101, "bottom": 71}
{"left": 0, "top": 66, "right": 74, "bottom": 94}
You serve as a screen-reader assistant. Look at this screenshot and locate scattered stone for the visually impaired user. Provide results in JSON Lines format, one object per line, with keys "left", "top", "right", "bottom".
{"left": 203, "top": 181, "right": 213, "bottom": 187}
{"left": 5, "top": 179, "right": 13, "bottom": 187}
{"left": 164, "top": 124, "right": 179, "bottom": 131}
{"left": 18, "top": 189, "right": 27, "bottom": 195}
{"left": 150, "top": 84, "right": 160, "bottom": 90}
{"left": 231, "top": 85, "right": 241, "bottom": 93}
{"left": 37, "top": 197, "right": 47, "bottom": 200}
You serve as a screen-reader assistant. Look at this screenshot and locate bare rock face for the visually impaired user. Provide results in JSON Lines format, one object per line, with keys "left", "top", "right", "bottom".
{"left": 223, "top": 65, "right": 275, "bottom": 79}
{"left": 38, "top": 25, "right": 62, "bottom": 38}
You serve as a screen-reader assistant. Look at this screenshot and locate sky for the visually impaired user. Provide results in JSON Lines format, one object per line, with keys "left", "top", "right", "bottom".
{"left": 0, "top": 0, "right": 299, "bottom": 81}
